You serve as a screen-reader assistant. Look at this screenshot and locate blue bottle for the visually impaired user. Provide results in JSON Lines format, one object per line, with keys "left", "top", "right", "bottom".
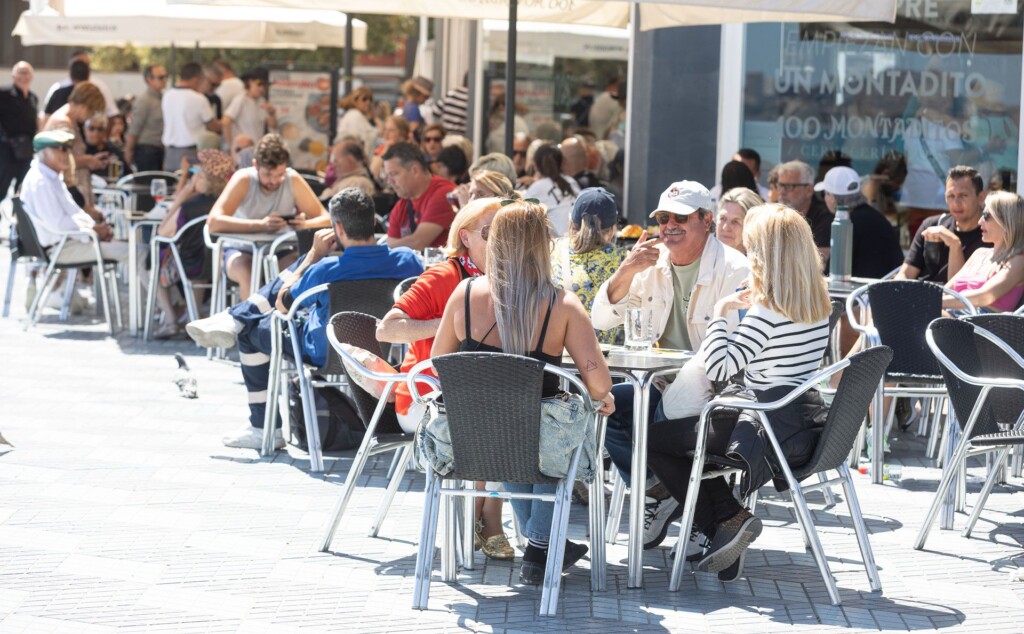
{"left": 829, "top": 205, "right": 853, "bottom": 281}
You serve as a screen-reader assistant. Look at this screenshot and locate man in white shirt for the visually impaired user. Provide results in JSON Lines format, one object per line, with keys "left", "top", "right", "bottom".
{"left": 20, "top": 131, "right": 128, "bottom": 265}
{"left": 42, "top": 50, "right": 118, "bottom": 119}
{"left": 213, "top": 60, "right": 245, "bottom": 115}
{"left": 161, "top": 62, "right": 221, "bottom": 171}
{"left": 223, "top": 70, "right": 276, "bottom": 151}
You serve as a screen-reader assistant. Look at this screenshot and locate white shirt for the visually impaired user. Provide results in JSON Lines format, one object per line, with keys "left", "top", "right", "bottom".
{"left": 216, "top": 77, "right": 245, "bottom": 114}
{"left": 338, "top": 108, "right": 378, "bottom": 158}
{"left": 161, "top": 87, "right": 214, "bottom": 148}
{"left": 225, "top": 94, "right": 269, "bottom": 145}
{"left": 525, "top": 175, "right": 579, "bottom": 238}
{"left": 44, "top": 76, "right": 118, "bottom": 118}
{"left": 20, "top": 159, "right": 96, "bottom": 248}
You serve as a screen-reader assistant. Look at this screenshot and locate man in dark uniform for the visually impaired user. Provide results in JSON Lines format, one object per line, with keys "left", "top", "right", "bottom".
{"left": 0, "top": 62, "right": 39, "bottom": 200}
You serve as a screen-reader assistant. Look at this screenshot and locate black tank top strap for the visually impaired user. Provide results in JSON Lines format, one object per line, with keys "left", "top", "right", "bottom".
{"left": 534, "top": 289, "right": 557, "bottom": 352}
{"left": 463, "top": 277, "right": 498, "bottom": 351}
{"left": 463, "top": 277, "right": 474, "bottom": 341}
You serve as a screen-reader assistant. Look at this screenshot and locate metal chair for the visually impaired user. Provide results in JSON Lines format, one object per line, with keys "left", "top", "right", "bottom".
{"left": 15, "top": 199, "right": 122, "bottom": 334}
{"left": 669, "top": 346, "right": 893, "bottom": 606}
{"left": 115, "top": 171, "right": 179, "bottom": 212}
{"left": 264, "top": 228, "right": 319, "bottom": 281}
{"left": 262, "top": 277, "right": 404, "bottom": 471}
{"left": 915, "top": 318, "right": 1024, "bottom": 550}
{"left": 319, "top": 312, "right": 415, "bottom": 551}
{"left": 407, "top": 352, "right": 606, "bottom": 617}
{"left": 142, "top": 214, "right": 211, "bottom": 341}
{"left": 846, "top": 280, "right": 975, "bottom": 481}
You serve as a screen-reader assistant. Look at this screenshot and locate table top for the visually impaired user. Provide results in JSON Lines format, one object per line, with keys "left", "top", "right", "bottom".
{"left": 826, "top": 276, "right": 882, "bottom": 299}
{"left": 564, "top": 345, "right": 691, "bottom": 374}
{"left": 211, "top": 231, "right": 296, "bottom": 245}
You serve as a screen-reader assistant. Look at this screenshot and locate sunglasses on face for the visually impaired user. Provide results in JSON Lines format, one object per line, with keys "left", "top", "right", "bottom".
{"left": 981, "top": 210, "right": 994, "bottom": 222}
{"left": 512, "top": 150, "right": 526, "bottom": 157}
{"left": 424, "top": 136, "right": 443, "bottom": 143}
{"left": 653, "top": 211, "right": 694, "bottom": 225}
{"left": 468, "top": 225, "right": 490, "bottom": 240}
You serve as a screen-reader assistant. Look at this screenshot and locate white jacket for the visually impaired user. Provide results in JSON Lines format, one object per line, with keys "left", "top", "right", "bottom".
{"left": 591, "top": 235, "right": 749, "bottom": 348}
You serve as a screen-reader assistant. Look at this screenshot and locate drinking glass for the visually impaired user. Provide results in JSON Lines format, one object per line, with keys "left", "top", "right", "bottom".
{"left": 150, "top": 179, "right": 168, "bottom": 203}
{"left": 624, "top": 307, "right": 655, "bottom": 351}
{"left": 423, "top": 247, "right": 445, "bottom": 267}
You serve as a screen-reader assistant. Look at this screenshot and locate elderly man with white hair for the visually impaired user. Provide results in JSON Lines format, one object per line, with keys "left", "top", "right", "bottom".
{"left": 776, "top": 160, "right": 834, "bottom": 265}
{"left": 20, "top": 130, "right": 128, "bottom": 266}
{"left": 0, "top": 61, "right": 38, "bottom": 200}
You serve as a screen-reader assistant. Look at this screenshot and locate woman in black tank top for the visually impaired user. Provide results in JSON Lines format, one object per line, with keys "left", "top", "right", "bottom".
{"left": 427, "top": 201, "right": 615, "bottom": 585}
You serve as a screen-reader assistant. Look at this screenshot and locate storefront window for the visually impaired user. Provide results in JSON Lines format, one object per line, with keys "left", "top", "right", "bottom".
{"left": 742, "top": 0, "right": 1022, "bottom": 219}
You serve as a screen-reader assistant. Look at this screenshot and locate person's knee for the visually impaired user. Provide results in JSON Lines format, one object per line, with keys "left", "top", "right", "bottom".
{"left": 226, "top": 254, "right": 252, "bottom": 281}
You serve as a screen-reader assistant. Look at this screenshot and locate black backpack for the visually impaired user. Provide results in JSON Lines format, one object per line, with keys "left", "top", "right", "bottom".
{"left": 288, "top": 378, "right": 365, "bottom": 452}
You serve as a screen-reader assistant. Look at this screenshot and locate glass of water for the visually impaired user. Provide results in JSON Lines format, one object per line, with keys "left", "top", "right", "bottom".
{"left": 624, "top": 307, "right": 655, "bottom": 351}
{"left": 422, "top": 247, "right": 445, "bottom": 267}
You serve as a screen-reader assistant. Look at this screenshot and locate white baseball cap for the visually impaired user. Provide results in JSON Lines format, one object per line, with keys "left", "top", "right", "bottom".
{"left": 814, "top": 166, "right": 861, "bottom": 195}
{"left": 649, "top": 180, "right": 712, "bottom": 218}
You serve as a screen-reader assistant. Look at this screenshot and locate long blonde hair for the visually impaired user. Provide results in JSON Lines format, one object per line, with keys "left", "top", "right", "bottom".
{"left": 985, "top": 191, "right": 1024, "bottom": 265}
{"left": 486, "top": 201, "right": 556, "bottom": 355}
{"left": 743, "top": 204, "right": 831, "bottom": 323}
{"left": 445, "top": 197, "right": 502, "bottom": 258}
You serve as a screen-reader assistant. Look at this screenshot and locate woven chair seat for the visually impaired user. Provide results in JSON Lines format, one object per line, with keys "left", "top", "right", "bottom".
{"left": 970, "top": 430, "right": 1024, "bottom": 448}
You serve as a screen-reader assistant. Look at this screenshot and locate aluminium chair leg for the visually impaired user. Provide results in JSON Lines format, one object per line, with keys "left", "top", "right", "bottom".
{"left": 143, "top": 241, "right": 160, "bottom": 341}
{"left": 300, "top": 369, "right": 325, "bottom": 473}
{"left": 849, "top": 418, "right": 867, "bottom": 468}
{"left": 588, "top": 416, "right": 607, "bottom": 592}
{"left": 318, "top": 428, "right": 378, "bottom": 552}
{"left": 818, "top": 471, "right": 837, "bottom": 507}
{"left": 2, "top": 253, "right": 16, "bottom": 318}
{"left": 108, "top": 267, "right": 122, "bottom": 330}
{"left": 839, "top": 463, "right": 882, "bottom": 591}
{"left": 58, "top": 271, "right": 76, "bottom": 322}
{"left": 441, "top": 481, "right": 458, "bottom": 582}
{"left": 95, "top": 259, "right": 113, "bottom": 336}
{"left": 926, "top": 398, "right": 944, "bottom": 459}
{"left": 605, "top": 472, "right": 626, "bottom": 545}
{"left": 25, "top": 261, "right": 58, "bottom": 330}
{"left": 789, "top": 473, "right": 842, "bottom": 606}
{"left": 460, "top": 481, "right": 476, "bottom": 571}
{"left": 747, "top": 488, "right": 759, "bottom": 515}
{"left": 369, "top": 444, "right": 413, "bottom": 538}
{"left": 261, "top": 326, "right": 283, "bottom": 457}
{"left": 1012, "top": 446, "right": 1024, "bottom": 479}
{"left": 413, "top": 470, "right": 442, "bottom": 610}
{"left": 963, "top": 448, "right": 1010, "bottom": 539}
{"left": 385, "top": 449, "right": 403, "bottom": 482}
{"left": 915, "top": 419, "right": 974, "bottom": 550}
{"left": 540, "top": 478, "right": 573, "bottom": 617}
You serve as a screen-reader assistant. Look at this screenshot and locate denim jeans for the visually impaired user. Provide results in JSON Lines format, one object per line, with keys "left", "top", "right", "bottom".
{"left": 603, "top": 382, "right": 663, "bottom": 487}
{"left": 503, "top": 482, "right": 557, "bottom": 543}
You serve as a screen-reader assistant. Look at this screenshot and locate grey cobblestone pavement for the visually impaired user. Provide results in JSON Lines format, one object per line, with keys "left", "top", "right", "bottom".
{"left": 1, "top": 252, "right": 1022, "bottom": 632}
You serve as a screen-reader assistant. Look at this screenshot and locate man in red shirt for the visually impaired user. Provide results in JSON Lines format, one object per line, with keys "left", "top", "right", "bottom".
{"left": 382, "top": 141, "right": 456, "bottom": 250}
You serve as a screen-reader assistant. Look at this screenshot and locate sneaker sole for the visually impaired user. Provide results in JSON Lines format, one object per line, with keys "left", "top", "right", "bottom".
{"left": 518, "top": 544, "right": 589, "bottom": 585}
{"left": 185, "top": 324, "right": 237, "bottom": 349}
{"left": 697, "top": 517, "right": 762, "bottom": 574}
{"left": 644, "top": 502, "right": 684, "bottom": 550}
{"left": 717, "top": 549, "right": 746, "bottom": 583}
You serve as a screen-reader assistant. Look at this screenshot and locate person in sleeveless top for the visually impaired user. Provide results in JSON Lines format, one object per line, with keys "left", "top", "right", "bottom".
{"left": 943, "top": 190, "right": 1024, "bottom": 313}
{"left": 424, "top": 201, "right": 615, "bottom": 585}
{"left": 207, "top": 134, "right": 329, "bottom": 298}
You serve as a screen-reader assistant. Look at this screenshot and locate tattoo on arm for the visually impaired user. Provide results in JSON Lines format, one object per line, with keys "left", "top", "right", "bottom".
{"left": 583, "top": 359, "right": 599, "bottom": 372}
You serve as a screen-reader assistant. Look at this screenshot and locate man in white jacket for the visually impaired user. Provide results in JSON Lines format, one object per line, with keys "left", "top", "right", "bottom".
{"left": 591, "top": 180, "right": 749, "bottom": 548}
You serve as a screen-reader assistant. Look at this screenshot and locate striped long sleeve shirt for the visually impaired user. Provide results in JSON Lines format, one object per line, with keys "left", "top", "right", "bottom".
{"left": 699, "top": 304, "right": 830, "bottom": 390}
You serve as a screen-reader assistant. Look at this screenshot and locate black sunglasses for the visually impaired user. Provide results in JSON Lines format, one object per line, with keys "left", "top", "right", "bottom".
{"left": 500, "top": 197, "right": 540, "bottom": 207}
{"left": 423, "top": 135, "right": 443, "bottom": 143}
{"left": 653, "top": 211, "right": 693, "bottom": 225}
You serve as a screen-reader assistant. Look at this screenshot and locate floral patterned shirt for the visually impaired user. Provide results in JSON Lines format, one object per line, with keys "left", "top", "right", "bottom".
{"left": 552, "top": 238, "right": 630, "bottom": 343}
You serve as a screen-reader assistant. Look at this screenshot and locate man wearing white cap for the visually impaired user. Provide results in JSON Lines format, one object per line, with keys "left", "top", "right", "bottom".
{"left": 815, "top": 166, "right": 903, "bottom": 279}
{"left": 591, "top": 180, "right": 749, "bottom": 549}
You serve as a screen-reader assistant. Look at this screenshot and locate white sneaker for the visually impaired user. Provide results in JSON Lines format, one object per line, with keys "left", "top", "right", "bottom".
{"left": 185, "top": 311, "right": 241, "bottom": 349}
{"left": 221, "top": 426, "right": 285, "bottom": 450}
{"left": 643, "top": 495, "right": 682, "bottom": 549}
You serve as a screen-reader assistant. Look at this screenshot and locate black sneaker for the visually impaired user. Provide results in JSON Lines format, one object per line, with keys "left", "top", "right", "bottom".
{"left": 519, "top": 540, "right": 589, "bottom": 585}
{"left": 717, "top": 550, "right": 746, "bottom": 582}
{"left": 697, "top": 510, "right": 762, "bottom": 574}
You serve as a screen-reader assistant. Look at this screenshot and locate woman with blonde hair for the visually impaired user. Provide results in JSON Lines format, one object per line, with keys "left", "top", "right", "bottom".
{"left": 337, "top": 86, "right": 377, "bottom": 157}
{"left": 715, "top": 187, "right": 763, "bottom": 253}
{"left": 424, "top": 201, "right": 615, "bottom": 584}
{"left": 647, "top": 203, "right": 833, "bottom": 583}
{"left": 454, "top": 169, "right": 517, "bottom": 208}
{"left": 944, "top": 191, "right": 1024, "bottom": 313}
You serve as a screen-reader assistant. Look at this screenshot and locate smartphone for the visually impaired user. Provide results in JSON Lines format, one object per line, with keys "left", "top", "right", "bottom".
{"left": 446, "top": 191, "right": 460, "bottom": 211}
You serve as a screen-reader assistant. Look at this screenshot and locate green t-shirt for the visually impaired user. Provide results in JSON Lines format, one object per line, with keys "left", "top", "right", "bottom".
{"left": 658, "top": 259, "right": 701, "bottom": 350}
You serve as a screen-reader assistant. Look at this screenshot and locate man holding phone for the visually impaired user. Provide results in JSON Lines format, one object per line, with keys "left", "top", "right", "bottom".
{"left": 590, "top": 180, "right": 749, "bottom": 550}
{"left": 207, "top": 133, "right": 329, "bottom": 298}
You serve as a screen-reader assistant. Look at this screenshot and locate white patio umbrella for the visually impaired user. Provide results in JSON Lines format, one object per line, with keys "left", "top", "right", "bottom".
{"left": 13, "top": 0, "right": 368, "bottom": 50}
{"left": 169, "top": 0, "right": 897, "bottom": 152}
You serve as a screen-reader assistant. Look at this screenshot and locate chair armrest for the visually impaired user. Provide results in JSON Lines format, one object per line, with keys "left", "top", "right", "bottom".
{"left": 926, "top": 326, "right": 1024, "bottom": 391}
{"left": 407, "top": 358, "right": 442, "bottom": 404}
{"left": 269, "top": 282, "right": 329, "bottom": 322}
{"left": 325, "top": 325, "right": 409, "bottom": 385}
{"left": 267, "top": 230, "right": 297, "bottom": 257}
{"left": 700, "top": 356, "right": 852, "bottom": 416}
{"left": 942, "top": 286, "right": 977, "bottom": 315}
{"left": 844, "top": 287, "right": 872, "bottom": 335}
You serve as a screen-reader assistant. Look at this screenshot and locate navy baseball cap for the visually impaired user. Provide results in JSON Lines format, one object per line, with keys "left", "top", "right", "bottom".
{"left": 571, "top": 187, "right": 618, "bottom": 229}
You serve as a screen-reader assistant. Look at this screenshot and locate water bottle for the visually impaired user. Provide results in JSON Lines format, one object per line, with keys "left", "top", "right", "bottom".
{"left": 858, "top": 463, "right": 902, "bottom": 484}
{"left": 829, "top": 205, "right": 853, "bottom": 281}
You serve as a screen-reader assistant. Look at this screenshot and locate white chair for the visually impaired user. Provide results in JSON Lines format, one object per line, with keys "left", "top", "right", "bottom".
{"left": 142, "top": 214, "right": 210, "bottom": 341}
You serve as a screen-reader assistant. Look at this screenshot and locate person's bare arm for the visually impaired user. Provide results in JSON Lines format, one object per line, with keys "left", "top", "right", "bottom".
{"left": 387, "top": 222, "right": 445, "bottom": 251}
{"left": 222, "top": 117, "right": 233, "bottom": 149}
{"left": 561, "top": 292, "right": 615, "bottom": 415}
{"left": 429, "top": 281, "right": 467, "bottom": 358}
{"left": 894, "top": 263, "right": 921, "bottom": 280}
{"left": 377, "top": 307, "right": 441, "bottom": 344}
{"left": 124, "top": 133, "right": 138, "bottom": 167}
{"left": 287, "top": 174, "right": 330, "bottom": 230}
{"left": 207, "top": 173, "right": 287, "bottom": 234}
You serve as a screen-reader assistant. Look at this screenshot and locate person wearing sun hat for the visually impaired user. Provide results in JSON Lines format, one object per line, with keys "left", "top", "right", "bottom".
{"left": 552, "top": 186, "right": 630, "bottom": 344}
{"left": 590, "top": 179, "right": 749, "bottom": 549}
{"left": 149, "top": 148, "right": 236, "bottom": 338}
{"left": 20, "top": 129, "right": 128, "bottom": 267}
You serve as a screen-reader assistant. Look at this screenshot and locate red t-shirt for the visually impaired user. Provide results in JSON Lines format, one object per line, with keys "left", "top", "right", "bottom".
{"left": 386, "top": 175, "right": 457, "bottom": 248}
{"left": 392, "top": 258, "right": 467, "bottom": 415}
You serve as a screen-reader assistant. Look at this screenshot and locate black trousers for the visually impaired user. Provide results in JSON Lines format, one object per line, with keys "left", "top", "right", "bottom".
{"left": 0, "top": 144, "right": 31, "bottom": 200}
{"left": 646, "top": 413, "right": 743, "bottom": 537}
{"left": 133, "top": 145, "right": 165, "bottom": 173}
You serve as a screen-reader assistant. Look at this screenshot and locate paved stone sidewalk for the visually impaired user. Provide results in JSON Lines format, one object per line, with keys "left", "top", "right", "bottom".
{"left": 1, "top": 253, "right": 1022, "bottom": 632}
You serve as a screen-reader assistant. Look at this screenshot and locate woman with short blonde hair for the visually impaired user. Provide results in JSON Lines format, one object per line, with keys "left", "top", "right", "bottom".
{"left": 716, "top": 187, "right": 763, "bottom": 253}
{"left": 646, "top": 203, "right": 833, "bottom": 583}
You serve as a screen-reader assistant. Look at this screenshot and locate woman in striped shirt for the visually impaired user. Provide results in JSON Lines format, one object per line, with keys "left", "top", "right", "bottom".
{"left": 646, "top": 204, "right": 833, "bottom": 582}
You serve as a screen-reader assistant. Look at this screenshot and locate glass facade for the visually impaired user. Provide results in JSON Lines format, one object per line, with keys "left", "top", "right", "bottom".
{"left": 742, "top": 0, "right": 1022, "bottom": 214}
